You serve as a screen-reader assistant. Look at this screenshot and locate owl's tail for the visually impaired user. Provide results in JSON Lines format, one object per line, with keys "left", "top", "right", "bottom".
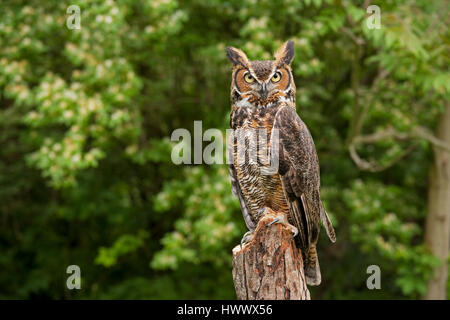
{"left": 320, "top": 206, "right": 336, "bottom": 243}
{"left": 304, "top": 244, "right": 321, "bottom": 286}
{"left": 303, "top": 204, "right": 335, "bottom": 285}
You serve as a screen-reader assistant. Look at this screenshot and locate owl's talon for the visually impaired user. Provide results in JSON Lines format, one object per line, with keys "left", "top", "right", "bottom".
{"left": 256, "top": 208, "right": 266, "bottom": 220}
{"left": 268, "top": 216, "right": 282, "bottom": 226}
{"left": 267, "top": 215, "right": 298, "bottom": 237}
{"left": 240, "top": 231, "right": 254, "bottom": 248}
{"left": 291, "top": 226, "right": 298, "bottom": 237}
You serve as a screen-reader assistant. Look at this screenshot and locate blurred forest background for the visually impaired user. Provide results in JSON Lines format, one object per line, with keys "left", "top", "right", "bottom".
{"left": 0, "top": 0, "right": 449, "bottom": 299}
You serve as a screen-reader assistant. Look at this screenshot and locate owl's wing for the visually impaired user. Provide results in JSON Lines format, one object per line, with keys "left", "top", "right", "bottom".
{"left": 228, "top": 163, "right": 256, "bottom": 231}
{"left": 272, "top": 105, "right": 336, "bottom": 249}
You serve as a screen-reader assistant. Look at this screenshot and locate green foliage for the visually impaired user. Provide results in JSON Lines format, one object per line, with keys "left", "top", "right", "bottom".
{"left": 0, "top": 0, "right": 449, "bottom": 299}
{"left": 152, "top": 165, "right": 242, "bottom": 270}
{"left": 96, "top": 230, "right": 149, "bottom": 268}
{"left": 343, "top": 180, "right": 440, "bottom": 297}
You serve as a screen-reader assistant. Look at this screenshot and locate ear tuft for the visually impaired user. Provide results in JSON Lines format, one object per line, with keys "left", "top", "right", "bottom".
{"left": 226, "top": 46, "right": 249, "bottom": 66}
{"left": 274, "top": 40, "right": 295, "bottom": 65}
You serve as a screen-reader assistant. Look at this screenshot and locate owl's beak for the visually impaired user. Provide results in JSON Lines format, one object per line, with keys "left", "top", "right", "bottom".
{"left": 259, "top": 83, "right": 268, "bottom": 101}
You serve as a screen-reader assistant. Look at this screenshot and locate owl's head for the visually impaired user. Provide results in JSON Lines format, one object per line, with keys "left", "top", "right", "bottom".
{"left": 226, "top": 41, "right": 295, "bottom": 107}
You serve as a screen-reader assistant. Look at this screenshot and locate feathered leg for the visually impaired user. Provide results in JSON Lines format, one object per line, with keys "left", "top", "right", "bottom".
{"left": 304, "top": 244, "right": 321, "bottom": 286}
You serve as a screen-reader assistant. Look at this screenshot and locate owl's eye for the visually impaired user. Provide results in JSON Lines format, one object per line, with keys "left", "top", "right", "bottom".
{"left": 244, "top": 73, "right": 255, "bottom": 83}
{"left": 271, "top": 72, "right": 282, "bottom": 83}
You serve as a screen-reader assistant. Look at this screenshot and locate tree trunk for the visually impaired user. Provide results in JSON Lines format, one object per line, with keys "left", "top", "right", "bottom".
{"left": 232, "top": 208, "right": 310, "bottom": 300}
{"left": 424, "top": 104, "right": 450, "bottom": 300}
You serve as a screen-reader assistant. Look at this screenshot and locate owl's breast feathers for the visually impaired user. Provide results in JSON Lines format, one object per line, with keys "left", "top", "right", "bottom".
{"left": 229, "top": 101, "right": 288, "bottom": 225}
{"left": 229, "top": 101, "right": 291, "bottom": 229}
{"left": 229, "top": 101, "right": 336, "bottom": 250}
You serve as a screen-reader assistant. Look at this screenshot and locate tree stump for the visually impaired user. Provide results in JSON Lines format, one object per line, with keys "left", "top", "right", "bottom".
{"left": 232, "top": 208, "right": 311, "bottom": 300}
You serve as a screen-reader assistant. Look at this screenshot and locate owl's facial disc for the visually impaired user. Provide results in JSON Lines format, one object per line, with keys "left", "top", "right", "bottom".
{"left": 234, "top": 63, "right": 292, "bottom": 104}
{"left": 228, "top": 41, "right": 295, "bottom": 105}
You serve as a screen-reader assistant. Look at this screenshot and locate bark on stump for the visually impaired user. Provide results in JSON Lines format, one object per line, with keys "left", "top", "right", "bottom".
{"left": 232, "top": 208, "right": 310, "bottom": 300}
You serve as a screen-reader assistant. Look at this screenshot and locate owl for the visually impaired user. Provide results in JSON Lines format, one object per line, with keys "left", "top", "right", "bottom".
{"left": 226, "top": 41, "right": 336, "bottom": 286}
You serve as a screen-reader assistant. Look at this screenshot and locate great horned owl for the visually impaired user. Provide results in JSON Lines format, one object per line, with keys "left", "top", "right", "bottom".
{"left": 226, "top": 41, "right": 336, "bottom": 286}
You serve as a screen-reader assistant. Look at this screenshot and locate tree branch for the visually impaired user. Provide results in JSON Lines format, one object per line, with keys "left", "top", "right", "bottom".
{"left": 340, "top": 27, "right": 366, "bottom": 46}
{"left": 349, "top": 126, "right": 450, "bottom": 172}
{"left": 349, "top": 142, "right": 415, "bottom": 172}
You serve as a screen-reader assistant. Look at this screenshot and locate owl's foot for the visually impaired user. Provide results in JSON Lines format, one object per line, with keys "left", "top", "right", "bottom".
{"left": 268, "top": 215, "right": 298, "bottom": 237}
{"left": 240, "top": 230, "right": 254, "bottom": 248}
{"left": 256, "top": 208, "right": 266, "bottom": 220}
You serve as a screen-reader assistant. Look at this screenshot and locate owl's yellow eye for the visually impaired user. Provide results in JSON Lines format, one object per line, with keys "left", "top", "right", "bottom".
{"left": 244, "top": 73, "right": 255, "bottom": 83}
{"left": 271, "top": 72, "right": 282, "bottom": 83}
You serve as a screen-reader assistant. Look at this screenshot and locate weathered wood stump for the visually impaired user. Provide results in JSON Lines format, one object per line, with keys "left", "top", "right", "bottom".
{"left": 232, "top": 208, "right": 310, "bottom": 300}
